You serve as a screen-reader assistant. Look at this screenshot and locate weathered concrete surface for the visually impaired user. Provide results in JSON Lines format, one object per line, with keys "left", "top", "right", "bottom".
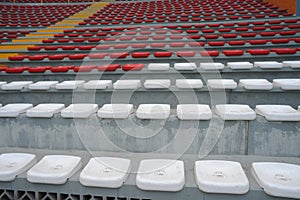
{"left": 248, "top": 115, "right": 300, "bottom": 157}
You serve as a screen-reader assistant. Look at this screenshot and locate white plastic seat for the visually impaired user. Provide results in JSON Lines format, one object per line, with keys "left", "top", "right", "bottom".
{"left": 83, "top": 80, "right": 112, "bottom": 90}
{"left": 0, "top": 82, "right": 7, "bottom": 87}
{"left": 144, "top": 79, "right": 170, "bottom": 89}
{"left": 239, "top": 79, "right": 273, "bottom": 90}
{"left": 113, "top": 80, "right": 141, "bottom": 90}
{"left": 227, "top": 62, "right": 253, "bottom": 70}
{"left": 195, "top": 160, "right": 249, "bottom": 194}
{"left": 0, "top": 104, "right": 33, "bottom": 117}
{"left": 215, "top": 104, "right": 256, "bottom": 120}
{"left": 0, "top": 153, "right": 36, "bottom": 181}
{"left": 273, "top": 79, "right": 300, "bottom": 90}
{"left": 80, "top": 157, "right": 131, "bottom": 188}
{"left": 255, "top": 105, "right": 300, "bottom": 121}
{"left": 177, "top": 104, "right": 212, "bottom": 120}
{"left": 199, "top": 63, "right": 225, "bottom": 70}
{"left": 136, "top": 159, "right": 185, "bottom": 192}
{"left": 98, "top": 104, "right": 133, "bottom": 119}
{"left": 55, "top": 80, "right": 84, "bottom": 90}
{"left": 26, "top": 104, "right": 65, "bottom": 118}
{"left": 1, "top": 81, "right": 33, "bottom": 90}
{"left": 27, "top": 155, "right": 82, "bottom": 184}
{"left": 252, "top": 162, "right": 300, "bottom": 199}
{"left": 207, "top": 79, "right": 237, "bottom": 90}
{"left": 61, "top": 104, "right": 98, "bottom": 118}
{"left": 282, "top": 61, "right": 300, "bottom": 68}
{"left": 28, "top": 81, "right": 58, "bottom": 90}
{"left": 148, "top": 63, "right": 170, "bottom": 71}
{"left": 136, "top": 104, "right": 170, "bottom": 119}
{"left": 175, "top": 79, "right": 203, "bottom": 89}
{"left": 254, "top": 61, "right": 283, "bottom": 69}
{"left": 174, "top": 63, "right": 196, "bottom": 70}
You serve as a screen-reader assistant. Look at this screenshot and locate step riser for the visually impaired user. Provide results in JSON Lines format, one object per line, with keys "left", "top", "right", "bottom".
{"left": 0, "top": 115, "right": 299, "bottom": 157}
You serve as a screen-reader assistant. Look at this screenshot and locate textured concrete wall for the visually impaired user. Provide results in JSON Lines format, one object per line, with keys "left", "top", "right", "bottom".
{"left": 0, "top": 114, "right": 299, "bottom": 157}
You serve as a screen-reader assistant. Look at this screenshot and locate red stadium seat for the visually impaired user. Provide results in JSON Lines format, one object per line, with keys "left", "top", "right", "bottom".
{"left": 136, "top": 36, "right": 150, "bottom": 40}
{"left": 248, "top": 40, "right": 268, "bottom": 45}
{"left": 202, "top": 29, "right": 215, "bottom": 33}
{"left": 28, "top": 66, "right": 51, "bottom": 73}
{"left": 132, "top": 43, "right": 148, "bottom": 48}
{"left": 88, "top": 38, "right": 101, "bottom": 42}
{"left": 97, "top": 64, "right": 120, "bottom": 71}
{"left": 28, "top": 46, "right": 42, "bottom": 51}
{"left": 51, "top": 66, "right": 73, "bottom": 73}
{"left": 110, "top": 52, "right": 129, "bottom": 59}
{"left": 228, "top": 40, "right": 246, "bottom": 46}
{"left": 200, "top": 50, "right": 219, "bottom": 57}
{"left": 48, "top": 54, "right": 68, "bottom": 60}
{"left": 222, "top": 34, "right": 237, "bottom": 38}
{"left": 170, "top": 35, "right": 184, "bottom": 39}
{"left": 188, "top": 42, "right": 205, "bottom": 47}
{"left": 271, "top": 39, "right": 289, "bottom": 44}
{"left": 170, "top": 42, "right": 185, "bottom": 47}
{"left": 280, "top": 31, "right": 296, "bottom": 35}
{"left": 5, "top": 66, "right": 28, "bottom": 73}
{"left": 204, "top": 34, "right": 219, "bottom": 39}
{"left": 73, "top": 65, "right": 96, "bottom": 72}
{"left": 78, "top": 45, "right": 95, "bottom": 50}
{"left": 68, "top": 54, "right": 87, "bottom": 60}
{"left": 260, "top": 32, "right": 276, "bottom": 36}
{"left": 241, "top": 33, "right": 256, "bottom": 37}
{"left": 132, "top": 52, "right": 150, "bottom": 58}
{"left": 61, "top": 45, "right": 77, "bottom": 50}
{"left": 271, "top": 48, "right": 297, "bottom": 54}
{"left": 8, "top": 55, "right": 27, "bottom": 61}
{"left": 218, "top": 28, "right": 231, "bottom": 32}
{"left": 252, "top": 27, "right": 266, "bottom": 31}
{"left": 235, "top": 27, "right": 248, "bottom": 32}
{"left": 28, "top": 54, "right": 48, "bottom": 61}
{"left": 57, "top": 38, "right": 69, "bottom": 43}
{"left": 95, "top": 44, "right": 111, "bottom": 50}
{"left": 246, "top": 49, "right": 270, "bottom": 55}
{"left": 176, "top": 51, "right": 196, "bottom": 57}
{"left": 154, "top": 51, "right": 172, "bottom": 57}
{"left": 122, "top": 63, "right": 144, "bottom": 71}
{"left": 152, "top": 35, "right": 167, "bottom": 40}
{"left": 120, "top": 36, "right": 133, "bottom": 41}
{"left": 223, "top": 50, "right": 244, "bottom": 56}
{"left": 73, "top": 38, "right": 85, "bottom": 43}
{"left": 88, "top": 53, "right": 108, "bottom": 59}
{"left": 114, "top": 44, "right": 130, "bottom": 49}
{"left": 150, "top": 43, "right": 166, "bottom": 48}
{"left": 186, "top": 29, "right": 199, "bottom": 34}
{"left": 208, "top": 41, "right": 225, "bottom": 46}
{"left": 42, "top": 39, "right": 54, "bottom": 43}
{"left": 44, "top": 45, "right": 61, "bottom": 51}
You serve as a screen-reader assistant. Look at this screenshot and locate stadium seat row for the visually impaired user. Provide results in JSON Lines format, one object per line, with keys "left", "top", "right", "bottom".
{"left": 0, "top": 153, "right": 299, "bottom": 199}
{"left": 51, "top": 30, "right": 299, "bottom": 39}
{"left": 0, "top": 103, "right": 300, "bottom": 121}
{"left": 2, "top": 61, "right": 300, "bottom": 73}
{"left": 1, "top": 77, "right": 300, "bottom": 91}
{"left": 7, "top": 49, "right": 300, "bottom": 61}
{"left": 61, "top": 20, "right": 300, "bottom": 33}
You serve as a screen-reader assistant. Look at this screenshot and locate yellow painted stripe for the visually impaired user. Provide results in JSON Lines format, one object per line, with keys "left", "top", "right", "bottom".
{"left": 0, "top": 64, "right": 8, "bottom": 69}
{"left": 37, "top": 29, "right": 62, "bottom": 33}
{"left": 0, "top": 2, "right": 110, "bottom": 59}
{"left": 12, "top": 38, "right": 44, "bottom": 43}
{"left": 0, "top": 53, "right": 19, "bottom": 58}
{"left": 48, "top": 25, "right": 75, "bottom": 29}
{"left": 26, "top": 34, "right": 54, "bottom": 37}
{"left": 0, "top": 45, "right": 33, "bottom": 50}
